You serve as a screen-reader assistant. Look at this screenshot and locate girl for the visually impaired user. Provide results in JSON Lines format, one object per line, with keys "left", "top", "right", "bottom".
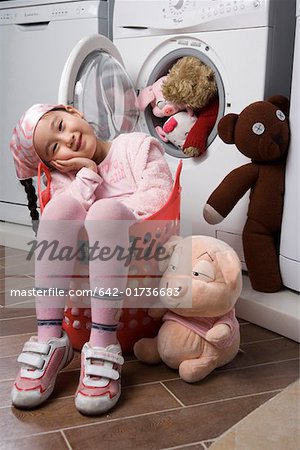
{"left": 10, "top": 103, "right": 173, "bottom": 415}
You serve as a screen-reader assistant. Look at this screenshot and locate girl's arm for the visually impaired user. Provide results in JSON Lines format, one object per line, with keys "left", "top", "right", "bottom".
{"left": 50, "top": 157, "right": 102, "bottom": 209}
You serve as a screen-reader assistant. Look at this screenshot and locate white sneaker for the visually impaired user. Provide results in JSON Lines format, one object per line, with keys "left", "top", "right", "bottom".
{"left": 75, "top": 342, "right": 124, "bottom": 416}
{"left": 11, "top": 331, "right": 73, "bottom": 409}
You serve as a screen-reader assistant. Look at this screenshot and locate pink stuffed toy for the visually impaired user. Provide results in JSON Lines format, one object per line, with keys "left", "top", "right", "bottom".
{"left": 137, "top": 76, "right": 184, "bottom": 118}
{"left": 155, "top": 111, "right": 197, "bottom": 150}
{"left": 134, "top": 235, "right": 242, "bottom": 383}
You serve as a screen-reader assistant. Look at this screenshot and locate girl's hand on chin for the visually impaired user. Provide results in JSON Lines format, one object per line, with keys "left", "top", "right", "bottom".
{"left": 51, "top": 157, "right": 97, "bottom": 173}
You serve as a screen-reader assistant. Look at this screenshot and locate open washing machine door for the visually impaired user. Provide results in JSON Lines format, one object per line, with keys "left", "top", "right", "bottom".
{"left": 58, "top": 34, "right": 139, "bottom": 141}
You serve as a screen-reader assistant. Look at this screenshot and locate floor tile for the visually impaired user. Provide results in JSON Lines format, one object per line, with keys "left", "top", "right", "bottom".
{"left": 63, "top": 392, "right": 274, "bottom": 450}
{"left": 0, "top": 383, "right": 180, "bottom": 441}
{"left": 163, "top": 359, "right": 299, "bottom": 406}
{"left": 0, "top": 316, "right": 37, "bottom": 337}
{"left": 0, "top": 432, "right": 70, "bottom": 450}
{"left": 239, "top": 322, "right": 282, "bottom": 343}
{"left": 223, "top": 338, "right": 299, "bottom": 370}
{"left": 0, "top": 307, "right": 36, "bottom": 319}
{"left": 122, "top": 360, "right": 179, "bottom": 387}
{"left": 0, "top": 333, "right": 33, "bottom": 357}
{"left": 0, "top": 355, "right": 20, "bottom": 380}
{"left": 0, "top": 359, "right": 178, "bottom": 408}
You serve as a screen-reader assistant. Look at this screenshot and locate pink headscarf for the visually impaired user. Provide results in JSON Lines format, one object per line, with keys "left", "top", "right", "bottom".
{"left": 10, "top": 103, "right": 64, "bottom": 180}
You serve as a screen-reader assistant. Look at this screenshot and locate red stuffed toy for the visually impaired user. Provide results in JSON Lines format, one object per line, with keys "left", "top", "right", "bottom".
{"left": 203, "top": 95, "right": 290, "bottom": 293}
{"left": 183, "top": 97, "right": 219, "bottom": 157}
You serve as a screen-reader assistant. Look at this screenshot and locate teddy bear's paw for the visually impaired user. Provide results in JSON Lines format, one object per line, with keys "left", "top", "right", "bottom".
{"left": 182, "top": 146, "right": 201, "bottom": 157}
{"left": 133, "top": 338, "right": 161, "bottom": 364}
{"left": 203, "top": 203, "right": 224, "bottom": 224}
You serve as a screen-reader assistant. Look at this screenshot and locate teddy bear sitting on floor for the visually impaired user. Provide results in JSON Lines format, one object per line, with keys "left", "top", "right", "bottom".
{"left": 134, "top": 235, "right": 242, "bottom": 383}
{"left": 203, "top": 95, "right": 290, "bottom": 293}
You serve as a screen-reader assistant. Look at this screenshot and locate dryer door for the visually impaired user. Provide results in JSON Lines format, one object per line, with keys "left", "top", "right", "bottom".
{"left": 59, "top": 34, "right": 139, "bottom": 141}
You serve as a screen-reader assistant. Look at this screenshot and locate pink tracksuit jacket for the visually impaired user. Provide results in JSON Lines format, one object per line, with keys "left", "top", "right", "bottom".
{"left": 49, "top": 132, "right": 173, "bottom": 218}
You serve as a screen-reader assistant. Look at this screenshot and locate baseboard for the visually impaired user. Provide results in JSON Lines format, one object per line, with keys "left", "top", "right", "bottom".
{"left": 236, "top": 275, "right": 300, "bottom": 343}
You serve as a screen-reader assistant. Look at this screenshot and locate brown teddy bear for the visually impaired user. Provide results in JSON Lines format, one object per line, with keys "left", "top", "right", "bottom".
{"left": 203, "top": 95, "right": 290, "bottom": 293}
{"left": 162, "top": 56, "right": 219, "bottom": 157}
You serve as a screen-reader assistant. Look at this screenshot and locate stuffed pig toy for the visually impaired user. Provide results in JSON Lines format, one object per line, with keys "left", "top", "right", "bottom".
{"left": 155, "top": 111, "right": 197, "bottom": 150}
{"left": 137, "top": 76, "right": 184, "bottom": 118}
{"left": 134, "top": 236, "right": 242, "bottom": 383}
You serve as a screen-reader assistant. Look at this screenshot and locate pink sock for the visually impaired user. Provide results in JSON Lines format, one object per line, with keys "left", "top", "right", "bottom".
{"left": 89, "top": 301, "right": 122, "bottom": 348}
{"left": 36, "top": 306, "right": 64, "bottom": 342}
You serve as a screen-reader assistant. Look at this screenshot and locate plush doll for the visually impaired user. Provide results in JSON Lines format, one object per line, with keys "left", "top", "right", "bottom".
{"left": 162, "top": 56, "right": 219, "bottom": 157}
{"left": 134, "top": 235, "right": 242, "bottom": 383}
{"left": 155, "top": 111, "right": 197, "bottom": 150}
{"left": 203, "top": 95, "right": 290, "bottom": 293}
{"left": 137, "top": 76, "right": 184, "bottom": 118}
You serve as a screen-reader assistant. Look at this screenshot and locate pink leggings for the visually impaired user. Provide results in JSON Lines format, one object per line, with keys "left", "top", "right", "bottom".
{"left": 34, "top": 193, "right": 136, "bottom": 344}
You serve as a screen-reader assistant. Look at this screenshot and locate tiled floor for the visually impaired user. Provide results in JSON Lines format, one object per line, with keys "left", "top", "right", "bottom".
{"left": 0, "top": 246, "right": 299, "bottom": 450}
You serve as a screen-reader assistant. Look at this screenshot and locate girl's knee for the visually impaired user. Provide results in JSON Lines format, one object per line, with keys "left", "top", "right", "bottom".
{"left": 42, "top": 194, "right": 86, "bottom": 221}
{"left": 86, "top": 199, "right": 134, "bottom": 222}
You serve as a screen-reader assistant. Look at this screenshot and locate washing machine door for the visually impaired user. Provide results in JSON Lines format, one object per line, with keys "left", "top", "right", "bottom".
{"left": 58, "top": 34, "right": 139, "bottom": 141}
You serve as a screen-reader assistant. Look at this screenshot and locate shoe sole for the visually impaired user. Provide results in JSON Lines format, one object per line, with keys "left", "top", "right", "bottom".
{"left": 75, "top": 390, "right": 121, "bottom": 416}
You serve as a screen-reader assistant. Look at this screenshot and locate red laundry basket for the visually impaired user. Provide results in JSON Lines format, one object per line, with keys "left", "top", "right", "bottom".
{"left": 38, "top": 161, "right": 182, "bottom": 353}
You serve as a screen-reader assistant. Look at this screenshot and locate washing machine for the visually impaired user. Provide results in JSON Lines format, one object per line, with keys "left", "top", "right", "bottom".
{"left": 279, "top": 0, "right": 300, "bottom": 292}
{"left": 0, "top": 0, "right": 115, "bottom": 226}
{"left": 110, "top": 0, "right": 296, "bottom": 267}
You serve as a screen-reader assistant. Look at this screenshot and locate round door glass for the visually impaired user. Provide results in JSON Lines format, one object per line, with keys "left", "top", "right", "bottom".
{"left": 74, "top": 51, "right": 139, "bottom": 141}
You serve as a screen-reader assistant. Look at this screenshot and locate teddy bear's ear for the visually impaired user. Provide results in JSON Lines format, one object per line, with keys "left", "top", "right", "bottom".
{"left": 267, "top": 95, "right": 290, "bottom": 117}
{"left": 217, "top": 113, "right": 239, "bottom": 144}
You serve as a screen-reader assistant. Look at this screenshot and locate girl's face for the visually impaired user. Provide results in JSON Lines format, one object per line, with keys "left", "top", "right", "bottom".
{"left": 33, "top": 107, "right": 97, "bottom": 165}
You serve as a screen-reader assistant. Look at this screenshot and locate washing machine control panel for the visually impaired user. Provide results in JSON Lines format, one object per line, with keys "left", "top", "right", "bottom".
{"left": 164, "top": 0, "right": 268, "bottom": 28}
{"left": 0, "top": 1, "right": 105, "bottom": 25}
{"left": 114, "top": 0, "right": 271, "bottom": 38}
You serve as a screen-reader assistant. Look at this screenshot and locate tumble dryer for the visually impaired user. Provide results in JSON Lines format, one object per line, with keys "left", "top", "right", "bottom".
{"left": 112, "top": 0, "right": 296, "bottom": 267}
{"left": 0, "top": 0, "right": 115, "bottom": 226}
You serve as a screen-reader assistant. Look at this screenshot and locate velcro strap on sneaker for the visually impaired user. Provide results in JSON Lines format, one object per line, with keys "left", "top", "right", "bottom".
{"left": 17, "top": 352, "right": 44, "bottom": 370}
{"left": 22, "top": 341, "right": 51, "bottom": 355}
{"left": 85, "top": 349, "right": 124, "bottom": 366}
{"left": 86, "top": 364, "right": 120, "bottom": 380}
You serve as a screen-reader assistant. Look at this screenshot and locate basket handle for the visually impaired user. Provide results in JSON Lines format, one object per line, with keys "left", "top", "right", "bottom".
{"left": 37, "top": 162, "right": 52, "bottom": 213}
{"left": 173, "top": 160, "right": 182, "bottom": 192}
